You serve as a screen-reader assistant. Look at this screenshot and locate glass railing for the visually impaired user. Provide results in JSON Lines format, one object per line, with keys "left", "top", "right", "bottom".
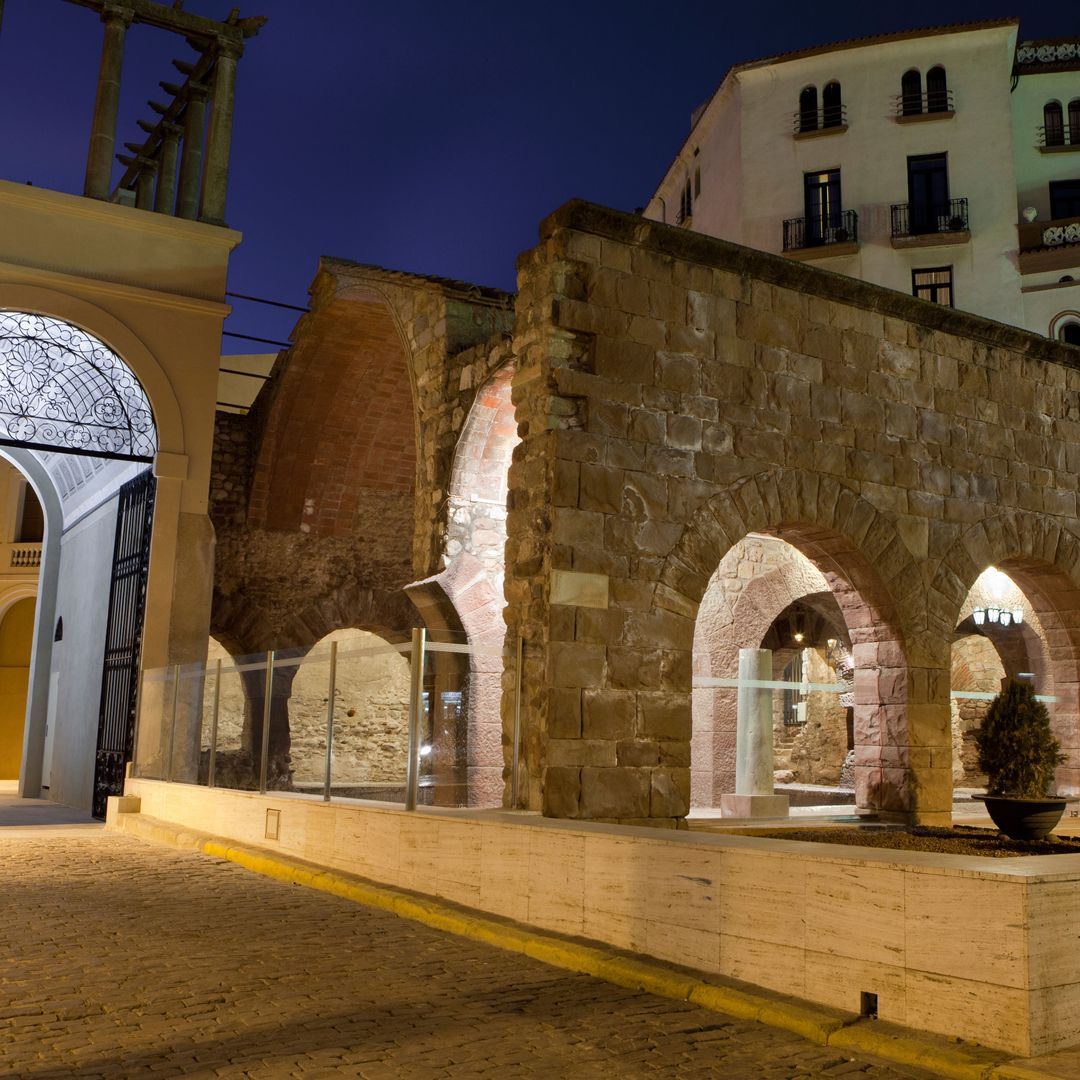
{"left": 134, "top": 628, "right": 514, "bottom": 810}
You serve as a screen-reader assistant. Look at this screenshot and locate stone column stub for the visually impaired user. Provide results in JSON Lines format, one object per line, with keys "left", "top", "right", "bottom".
{"left": 198, "top": 39, "right": 242, "bottom": 225}
{"left": 84, "top": 3, "right": 135, "bottom": 200}
{"left": 720, "top": 647, "right": 790, "bottom": 818}
{"left": 176, "top": 84, "right": 209, "bottom": 220}
{"left": 153, "top": 121, "right": 183, "bottom": 214}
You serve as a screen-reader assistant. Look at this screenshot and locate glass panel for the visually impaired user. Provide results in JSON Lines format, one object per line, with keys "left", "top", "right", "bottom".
{"left": 208, "top": 651, "right": 263, "bottom": 791}
{"left": 327, "top": 631, "right": 413, "bottom": 805}
{"left": 283, "top": 643, "right": 334, "bottom": 794}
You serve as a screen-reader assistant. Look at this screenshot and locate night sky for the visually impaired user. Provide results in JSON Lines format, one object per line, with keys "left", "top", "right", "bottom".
{"left": 0, "top": 1, "right": 1066, "bottom": 349}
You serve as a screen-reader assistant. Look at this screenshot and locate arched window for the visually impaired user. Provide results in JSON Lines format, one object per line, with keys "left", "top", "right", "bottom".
{"left": 1060, "top": 321, "right": 1080, "bottom": 347}
{"left": 901, "top": 69, "right": 922, "bottom": 116}
{"left": 799, "top": 85, "right": 818, "bottom": 132}
{"left": 1069, "top": 99, "right": 1080, "bottom": 145}
{"left": 1045, "top": 101, "right": 1065, "bottom": 147}
{"left": 926, "top": 66, "right": 949, "bottom": 113}
{"left": 822, "top": 81, "right": 843, "bottom": 128}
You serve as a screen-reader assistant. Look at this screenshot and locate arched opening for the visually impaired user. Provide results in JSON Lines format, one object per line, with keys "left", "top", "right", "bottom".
{"left": 798, "top": 85, "right": 818, "bottom": 132}
{"left": 425, "top": 360, "right": 520, "bottom": 807}
{"left": 822, "top": 81, "right": 842, "bottom": 128}
{"left": 0, "top": 597, "right": 36, "bottom": 784}
{"left": 1059, "top": 320, "right": 1080, "bottom": 346}
{"left": 1045, "top": 101, "right": 1065, "bottom": 147}
{"left": 0, "top": 311, "right": 158, "bottom": 816}
{"left": 289, "top": 627, "right": 411, "bottom": 798}
{"left": 901, "top": 69, "right": 922, "bottom": 116}
{"left": 926, "top": 65, "right": 949, "bottom": 113}
{"left": 692, "top": 530, "right": 907, "bottom": 815}
{"left": 1070, "top": 99, "right": 1080, "bottom": 145}
{"left": 953, "top": 563, "right": 1079, "bottom": 796}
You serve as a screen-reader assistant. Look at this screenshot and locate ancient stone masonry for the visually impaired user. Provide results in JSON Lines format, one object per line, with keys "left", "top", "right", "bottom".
{"left": 208, "top": 259, "right": 513, "bottom": 794}
{"left": 504, "top": 199, "right": 1080, "bottom": 827}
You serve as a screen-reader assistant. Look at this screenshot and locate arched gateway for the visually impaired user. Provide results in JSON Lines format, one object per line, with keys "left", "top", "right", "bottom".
{"left": 0, "top": 311, "right": 160, "bottom": 818}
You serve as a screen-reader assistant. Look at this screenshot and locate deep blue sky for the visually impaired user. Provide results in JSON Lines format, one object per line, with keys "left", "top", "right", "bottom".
{"left": 0, "top": 1, "right": 1064, "bottom": 348}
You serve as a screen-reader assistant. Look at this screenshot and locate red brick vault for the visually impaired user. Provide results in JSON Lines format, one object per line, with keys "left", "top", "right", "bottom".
{"left": 503, "top": 200, "right": 1080, "bottom": 826}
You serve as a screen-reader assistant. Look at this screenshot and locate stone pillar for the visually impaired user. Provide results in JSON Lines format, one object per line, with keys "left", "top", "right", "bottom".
{"left": 199, "top": 42, "right": 241, "bottom": 225}
{"left": 84, "top": 4, "right": 133, "bottom": 201}
{"left": 176, "top": 86, "right": 208, "bottom": 220}
{"left": 720, "top": 648, "right": 789, "bottom": 818}
{"left": 134, "top": 160, "right": 156, "bottom": 211}
{"left": 153, "top": 123, "right": 182, "bottom": 215}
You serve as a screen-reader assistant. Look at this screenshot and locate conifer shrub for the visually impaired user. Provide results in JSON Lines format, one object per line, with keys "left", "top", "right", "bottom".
{"left": 975, "top": 679, "right": 1065, "bottom": 798}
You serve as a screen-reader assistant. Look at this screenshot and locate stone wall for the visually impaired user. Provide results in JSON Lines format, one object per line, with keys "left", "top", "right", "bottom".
{"left": 505, "top": 199, "right": 1080, "bottom": 826}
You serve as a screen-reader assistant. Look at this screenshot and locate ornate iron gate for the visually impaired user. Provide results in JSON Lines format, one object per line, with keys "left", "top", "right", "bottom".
{"left": 91, "top": 469, "right": 156, "bottom": 819}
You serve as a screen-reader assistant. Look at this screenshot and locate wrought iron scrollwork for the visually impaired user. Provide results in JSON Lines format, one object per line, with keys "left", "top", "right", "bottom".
{"left": 0, "top": 312, "right": 157, "bottom": 460}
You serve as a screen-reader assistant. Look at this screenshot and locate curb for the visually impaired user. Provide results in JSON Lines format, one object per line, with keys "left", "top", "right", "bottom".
{"left": 111, "top": 812, "right": 1061, "bottom": 1080}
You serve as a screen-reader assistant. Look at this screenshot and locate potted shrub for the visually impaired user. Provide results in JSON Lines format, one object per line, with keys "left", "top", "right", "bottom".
{"left": 974, "top": 679, "right": 1068, "bottom": 840}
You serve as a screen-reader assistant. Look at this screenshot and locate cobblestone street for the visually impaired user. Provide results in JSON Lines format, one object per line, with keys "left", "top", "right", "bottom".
{"left": 0, "top": 828, "right": 951, "bottom": 1079}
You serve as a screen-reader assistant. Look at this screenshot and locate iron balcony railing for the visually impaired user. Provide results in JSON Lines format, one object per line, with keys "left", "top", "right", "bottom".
{"left": 792, "top": 104, "right": 848, "bottom": 134}
{"left": 782, "top": 209, "right": 858, "bottom": 252}
{"left": 1038, "top": 124, "right": 1080, "bottom": 148}
{"left": 890, "top": 198, "right": 968, "bottom": 238}
{"left": 896, "top": 89, "right": 955, "bottom": 117}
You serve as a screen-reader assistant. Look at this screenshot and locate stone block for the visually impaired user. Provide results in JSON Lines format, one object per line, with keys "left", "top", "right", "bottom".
{"left": 583, "top": 688, "right": 636, "bottom": 739}
{"left": 549, "top": 641, "right": 605, "bottom": 688}
{"left": 616, "top": 738, "right": 660, "bottom": 766}
{"left": 547, "top": 738, "right": 618, "bottom": 767}
{"left": 651, "top": 767, "right": 690, "bottom": 817}
{"left": 639, "top": 691, "right": 691, "bottom": 740}
{"left": 542, "top": 766, "right": 581, "bottom": 817}
{"left": 580, "top": 765, "right": 651, "bottom": 818}
{"left": 720, "top": 793, "right": 790, "bottom": 818}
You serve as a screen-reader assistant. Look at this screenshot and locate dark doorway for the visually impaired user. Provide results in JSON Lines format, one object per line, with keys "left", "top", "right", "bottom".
{"left": 804, "top": 169, "right": 841, "bottom": 244}
{"left": 908, "top": 153, "right": 949, "bottom": 234}
{"left": 91, "top": 469, "right": 156, "bottom": 819}
{"left": 1050, "top": 179, "right": 1080, "bottom": 220}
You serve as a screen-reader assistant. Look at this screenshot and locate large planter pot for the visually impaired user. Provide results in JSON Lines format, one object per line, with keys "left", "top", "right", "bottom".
{"left": 975, "top": 795, "right": 1067, "bottom": 841}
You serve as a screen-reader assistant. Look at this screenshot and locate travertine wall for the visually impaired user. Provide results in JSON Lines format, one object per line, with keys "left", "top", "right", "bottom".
{"left": 505, "top": 199, "right": 1080, "bottom": 826}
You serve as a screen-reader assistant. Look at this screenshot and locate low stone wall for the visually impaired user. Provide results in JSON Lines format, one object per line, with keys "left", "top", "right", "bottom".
{"left": 125, "top": 777, "right": 1080, "bottom": 1058}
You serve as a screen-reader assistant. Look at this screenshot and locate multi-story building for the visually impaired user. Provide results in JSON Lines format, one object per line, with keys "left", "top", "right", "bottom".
{"left": 645, "top": 19, "right": 1080, "bottom": 344}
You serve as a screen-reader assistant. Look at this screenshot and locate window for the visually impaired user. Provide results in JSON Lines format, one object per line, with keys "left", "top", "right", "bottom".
{"left": 1050, "top": 179, "right": 1080, "bottom": 220}
{"left": 804, "top": 169, "right": 841, "bottom": 244}
{"left": 694, "top": 166, "right": 701, "bottom": 198}
{"left": 913, "top": 267, "right": 953, "bottom": 307}
{"left": 908, "top": 153, "right": 949, "bottom": 234}
{"left": 1071, "top": 100, "right": 1080, "bottom": 145}
{"left": 14, "top": 483, "right": 43, "bottom": 544}
{"left": 926, "top": 66, "right": 949, "bottom": 113}
{"left": 1060, "top": 321, "right": 1080, "bottom": 346}
{"left": 1045, "top": 101, "right": 1065, "bottom": 147}
{"left": 901, "top": 69, "right": 922, "bottom": 116}
{"left": 799, "top": 85, "right": 818, "bottom": 133}
{"left": 677, "top": 175, "right": 692, "bottom": 223}
{"left": 822, "top": 81, "right": 843, "bottom": 128}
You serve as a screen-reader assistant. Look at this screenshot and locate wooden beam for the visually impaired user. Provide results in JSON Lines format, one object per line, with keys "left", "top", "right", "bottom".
{"left": 61, "top": 0, "right": 265, "bottom": 45}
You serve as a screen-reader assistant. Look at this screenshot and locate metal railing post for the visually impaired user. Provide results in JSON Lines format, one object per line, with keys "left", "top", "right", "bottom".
{"left": 259, "top": 650, "right": 275, "bottom": 794}
{"left": 166, "top": 663, "right": 180, "bottom": 782}
{"left": 405, "top": 628, "right": 426, "bottom": 811}
{"left": 323, "top": 640, "right": 337, "bottom": 802}
{"left": 207, "top": 658, "right": 221, "bottom": 788}
{"left": 511, "top": 633, "right": 524, "bottom": 809}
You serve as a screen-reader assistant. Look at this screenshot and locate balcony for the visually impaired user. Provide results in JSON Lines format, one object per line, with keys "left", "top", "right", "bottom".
{"left": 792, "top": 105, "right": 848, "bottom": 139}
{"left": 1037, "top": 124, "right": 1080, "bottom": 152}
{"left": 894, "top": 90, "right": 955, "bottom": 122}
{"left": 782, "top": 210, "right": 859, "bottom": 259}
{"left": 1018, "top": 214, "right": 1080, "bottom": 274}
{"left": 890, "top": 198, "right": 969, "bottom": 248}
{"left": 0, "top": 542, "right": 41, "bottom": 574}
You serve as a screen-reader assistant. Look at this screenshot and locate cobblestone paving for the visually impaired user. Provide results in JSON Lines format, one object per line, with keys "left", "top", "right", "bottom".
{"left": 0, "top": 831, "right": 943, "bottom": 1079}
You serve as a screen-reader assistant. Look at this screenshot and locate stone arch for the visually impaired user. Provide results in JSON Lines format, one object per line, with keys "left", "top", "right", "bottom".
{"left": 288, "top": 626, "right": 411, "bottom": 792}
{"left": 660, "top": 469, "right": 923, "bottom": 817}
{"left": 932, "top": 514, "right": 1080, "bottom": 794}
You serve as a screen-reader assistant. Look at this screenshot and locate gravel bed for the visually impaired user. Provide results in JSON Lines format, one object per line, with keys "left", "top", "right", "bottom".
{"left": 751, "top": 825, "right": 1080, "bottom": 856}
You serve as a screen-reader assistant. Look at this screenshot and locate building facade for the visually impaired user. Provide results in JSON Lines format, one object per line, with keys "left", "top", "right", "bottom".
{"left": 645, "top": 21, "right": 1080, "bottom": 344}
